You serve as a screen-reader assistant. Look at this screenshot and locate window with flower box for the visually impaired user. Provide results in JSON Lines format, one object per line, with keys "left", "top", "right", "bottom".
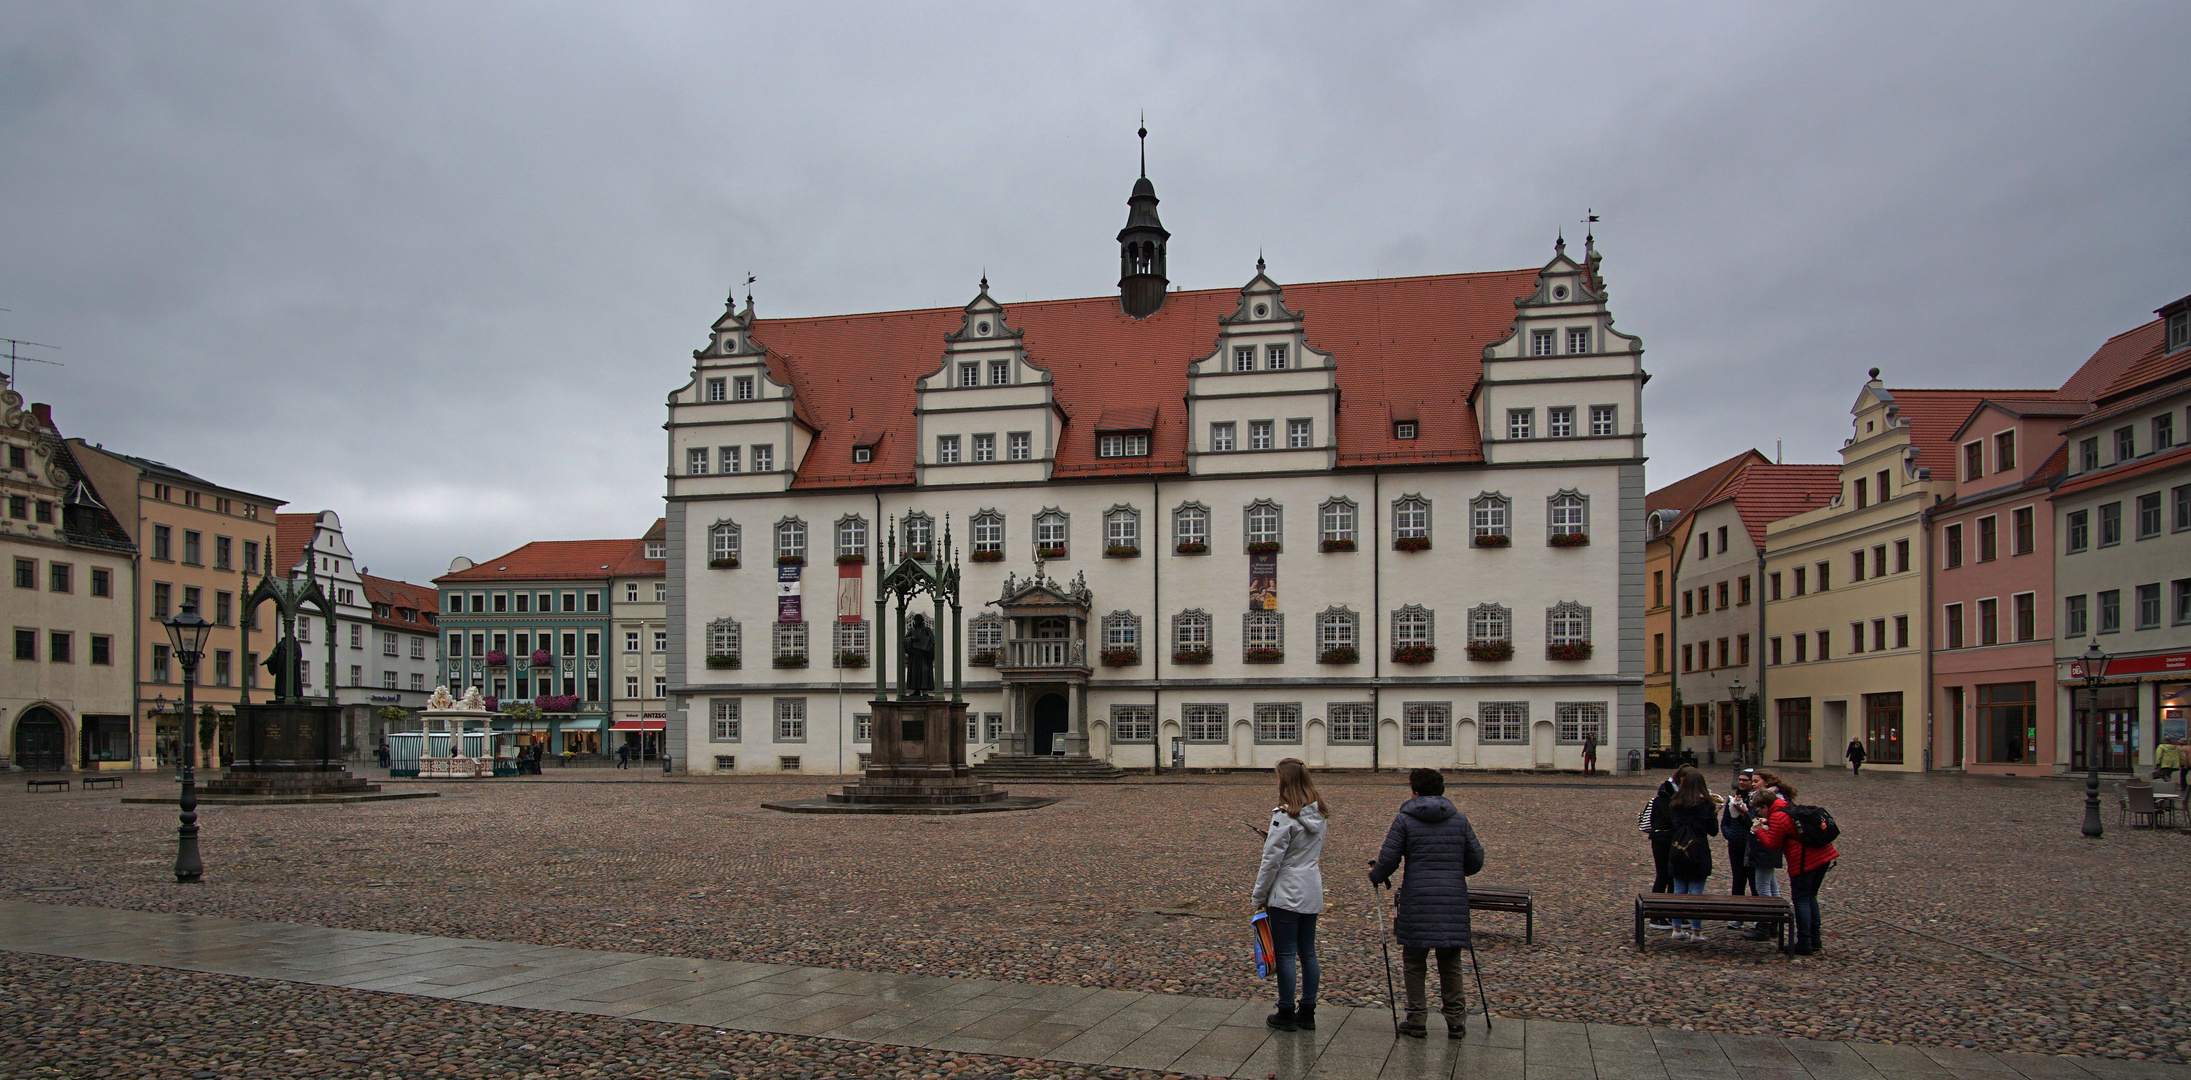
{"left": 1173, "top": 503, "right": 1209, "bottom": 554}
{"left": 833, "top": 620, "right": 870, "bottom": 668}
{"left": 1172, "top": 610, "right": 1212, "bottom": 663}
{"left": 969, "top": 614, "right": 1003, "bottom": 665}
{"left": 1316, "top": 607, "right": 1359, "bottom": 664}
{"left": 1034, "top": 509, "right": 1068, "bottom": 558}
{"left": 1403, "top": 702, "right": 1451, "bottom": 745}
{"left": 1104, "top": 506, "right": 1141, "bottom": 557}
{"left": 1243, "top": 612, "right": 1284, "bottom": 662}
{"left": 836, "top": 515, "right": 868, "bottom": 562}
{"left": 1471, "top": 494, "right": 1510, "bottom": 546}
{"left": 1328, "top": 703, "right": 1373, "bottom": 744}
{"left": 1255, "top": 703, "right": 1302, "bottom": 744}
{"left": 772, "top": 622, "right": 808, "bottom": 668}
{"left": 1547, "top": 602, "right": 1592, "bottom": 660}
{"left": 1320, "top": 498, "right": 1357, "bottom": 551}
{"left": 902, "top": 513, "right": 934, "bottom": 558}
{"left": 970, "top": 511, "right": 1005, "bottom": 561}
{"left": 1392, "top": 605, "right": 1434, "bottom": 663}
{"left": 706, "top": 619, "right": 741, "bottom": 669}
{"left": 1245, "top": 500, "right": 1282, "bottom": 552}
{"left": 775, "top": 518, "right": 807, "bottom": 564}
{"left": 1112, "top": 705, "right": 1154, "bottom": 743}
{"left": 1556, "top": 702, "right": 1607, "bottom": 745}
{"left": 1548, "top": 491, "right": 1588, "bottom": 545}
{"left": 1393, "top": 495, "right": 1431, "bottom": 551}
{"left": 1466, "top": 605, "right": 1513, "bottom": 661}
{"left": 1185, "top": 704, "right": 1228, "bottom": 743}
{"left": 1100, "top": 612, "right": 1141, "bottom": 666}
{"left": 1479, "top": 702, "right": 1527, "bottom": 743}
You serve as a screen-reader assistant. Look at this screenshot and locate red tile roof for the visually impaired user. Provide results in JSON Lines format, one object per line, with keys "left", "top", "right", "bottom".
{"left": 274, "top": 512, "right": 317, "bottom": 574}
{"left": 746, "top": 269, "right": 1544, "bottom": 488}
{"left": 1645, "top": 450, "right": 1766, "bottom": 520}
{"left": 2058, "top": 319, "right": 2164, "bottom": 403}
{"left": 2072, "top": 346, "right": 2191, "bottom": 432}
{"left": 1881, "top": 389, "right": 2056, "bottom": 478}
{"left": 437, "top": 539, "right": 648, "bottom": 584}
{"left": 609, "top": 537, "right": 665, "bottom": 579}
{"left": 1705, "top": 463, "right": 1845, "bottom": 548}
{"left": 2051, "top": 441, "right": 2191, "bottom": 499}
{"left": 362, "top": 573, "right": 440, "bottom": 632}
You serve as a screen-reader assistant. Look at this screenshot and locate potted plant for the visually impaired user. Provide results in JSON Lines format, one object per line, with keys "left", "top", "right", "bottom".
{"left": 1549, "top": 532, "right": 1590, "bottom": 548}
{"left": 1104, "top": 544, "right": 1141, "bottom": 558}
{"left": 1036, "top": 545, "right": 1067, "bottom": 559}
{"left": 777, "top": 554, "right": 805, "bottom": 566}
{"left": 836, "top": 552, "right": 866, "bottom": 565}
{"left": 485, "top": 649, "right": 509, "bottom": 667}
{"left": 835, "top": 651, "right": 869, "bottom": 668}
{"left": 480, "top": 695, "right": 499, "bottom": 711}
{"left": 1243, "top": 646, "right": 1284, "bottom": 664}
{"left": 1320, "top": 538, "right": 1357, "bottom": 553}
{"left": 1100, "top": 646, "right": 1140, "bottom": 667}
{"left": 1172, "top": 647, "right": 1212, "bottom": 664}
{"left": 1174, "top": 541, "right": 1208, "bottom": 555}
{"left": 970, "top": 549, "right": 1004, "bottom": 563}
{"left": 705, "top": 654, "right": 739, "bottom": 669}
{"left": 708, "top": 555, "right": 739, "bottom": 568}
{"left": 969, "top": 649, "right": 999, "bottom": 666}
{"left": 1318, "top": 646, "right": 1359, "bottom": 664}
{"left": 1547, "top": 642, "right": 1593, "bottom": 661}
{"left": 1246, "top": 541, "right": 1281, "bottom": 554}
{"left": 1466, "top": 640, "right": 1515, "bottom": 662}
{"left": 534, "top": 694, "right": 579, "bottom": 713}
{"left": 773, "top": 654, "right": 808, "bottom": 669}
{"left": 1471, "top": 533, "right": 1511, "bottom": 548}
{"left": 1395, "top": 536, "right": 1433, "bottom": 552}
{"left": 1392, "top": 644, "right": 1436, "bottom": 664}
{"left": 530, "top": 649, "right": 552, "bottom": 667}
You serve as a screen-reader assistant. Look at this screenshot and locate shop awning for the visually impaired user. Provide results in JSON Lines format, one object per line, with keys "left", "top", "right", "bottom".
{"left": 609, "top": 720, "right": 665, "bottom": 731}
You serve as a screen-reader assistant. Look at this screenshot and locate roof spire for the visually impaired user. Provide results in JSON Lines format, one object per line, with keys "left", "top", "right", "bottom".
{"left": 744, "top": 273, "right": 756, "bottom": 312}
{"left": 1118, "top": 119, "right": 1170, "bottom": 319}
{"left": 1257, "top": 248, "right": 1265, "bottom": 273}
{"left": 1138, "top": 112, "right": 1147, "bottom": 178}
{"left": 1555, "top": 228, "right": 1566, "bottom": 256}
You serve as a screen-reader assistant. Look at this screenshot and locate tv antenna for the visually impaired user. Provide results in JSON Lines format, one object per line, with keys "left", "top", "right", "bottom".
{"left": 1, "top": 337, "right": 63, "bottom": 386}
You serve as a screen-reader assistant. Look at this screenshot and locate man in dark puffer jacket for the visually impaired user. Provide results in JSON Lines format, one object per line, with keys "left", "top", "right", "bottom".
{"left": 1368, "top": 768, "right": 1486, "bottom": 1039}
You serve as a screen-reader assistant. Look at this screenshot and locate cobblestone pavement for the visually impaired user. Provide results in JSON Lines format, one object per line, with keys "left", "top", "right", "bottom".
{"left": 4, "top": 768, "right": 2186, "bottom": 1060}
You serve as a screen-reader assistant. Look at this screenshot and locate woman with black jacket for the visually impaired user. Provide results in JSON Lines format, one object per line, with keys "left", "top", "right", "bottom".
{"left": 1661, "top": 765, "right": 1720, "bottom": 942}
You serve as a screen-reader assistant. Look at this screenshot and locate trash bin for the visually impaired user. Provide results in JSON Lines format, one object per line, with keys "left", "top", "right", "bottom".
{"left": 661, "top": 753, "right": 672, "bottom": 774}
{"left": 1626, "top": 748, "right": 1643, "bottom": 774}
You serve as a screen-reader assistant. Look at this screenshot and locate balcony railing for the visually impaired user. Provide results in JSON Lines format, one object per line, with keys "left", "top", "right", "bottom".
{"left": 1000, "top": 638, "right": 1085, "bottom": 669}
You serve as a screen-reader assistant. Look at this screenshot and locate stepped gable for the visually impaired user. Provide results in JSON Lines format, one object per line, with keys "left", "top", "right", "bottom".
{"left": 742, "top": 269, "right": 1541, "bottom": 490}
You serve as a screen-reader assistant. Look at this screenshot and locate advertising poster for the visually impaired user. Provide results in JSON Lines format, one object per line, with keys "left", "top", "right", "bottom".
{"left": 1249, "top": 550, "right": 1277, "bottom": 611}
{"left": 777, "top": 563, "right": 801, "bottom": 623}
{"left": 837, "top": 560, "right": 863, "bottom": 623}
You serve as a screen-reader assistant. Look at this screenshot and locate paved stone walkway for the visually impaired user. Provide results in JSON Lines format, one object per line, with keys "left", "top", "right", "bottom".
{"left": 3, "top": 900, "right": 2182, "bottom": 1080}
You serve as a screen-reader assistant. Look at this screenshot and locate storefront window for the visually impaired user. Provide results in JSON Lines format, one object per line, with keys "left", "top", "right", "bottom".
{"left": 1974, "top": 682, "right": 2036, "bottom": 764}
{"left": 2070, "top": 685, "right": 2139, "bottom": 772}
{"left": 1863, "top": 692, "right": 1904, "bottom": 764}
{"left": 2160, "top": 682, "right": 2189, "bottom": 743}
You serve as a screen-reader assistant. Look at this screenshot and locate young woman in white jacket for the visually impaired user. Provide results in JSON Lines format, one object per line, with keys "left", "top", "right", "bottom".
{"left": 1252, "top": 758, "right": 1329, "bottom": 1032}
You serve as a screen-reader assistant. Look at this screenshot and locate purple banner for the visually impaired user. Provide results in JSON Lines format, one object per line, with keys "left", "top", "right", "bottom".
{"left": 777, "top": 563, "right": 802, "bottom": 623}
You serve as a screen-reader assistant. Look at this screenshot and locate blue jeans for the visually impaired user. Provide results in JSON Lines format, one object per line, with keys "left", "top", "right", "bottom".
{"left": 1672, "top": 878, "right": 1707, "bottom": 930}
{"left": 1265, "top": 907, "right": 1319, "bottom": 1008}
{"left": 1789, "top": 865, "right": 1830, "bottom": 949}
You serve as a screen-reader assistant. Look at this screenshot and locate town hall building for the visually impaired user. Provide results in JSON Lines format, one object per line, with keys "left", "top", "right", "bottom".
{"left": 662, "top": 159, "right": 1649, "bottom": 774}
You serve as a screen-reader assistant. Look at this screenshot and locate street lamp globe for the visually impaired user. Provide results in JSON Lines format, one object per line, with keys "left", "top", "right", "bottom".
{"left": 164, "top": 600, "right": 212, "bottom": 661}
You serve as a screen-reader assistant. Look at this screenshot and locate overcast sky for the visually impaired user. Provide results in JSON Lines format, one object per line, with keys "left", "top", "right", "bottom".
{"left": 4, "top": 2, "right": 2186, "bottom": 585}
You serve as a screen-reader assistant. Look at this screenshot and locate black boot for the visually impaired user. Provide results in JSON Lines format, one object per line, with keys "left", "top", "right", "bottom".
{"left": 1266, "top": 1004, "right": 1296, "bottom": 1031}
{"left": 1295, "top": 1003, "right": 1316, "bottom": 1031}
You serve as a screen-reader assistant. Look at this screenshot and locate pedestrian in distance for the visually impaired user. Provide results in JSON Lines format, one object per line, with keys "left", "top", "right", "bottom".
{"left": 1252, "top": 758, "right": 1328, "bottom": 1033}
{"left": 616, "top": 743, "right": 631, "bottom": 769}
{"left": 1722, "top": 769, "right": 1759, "bottom": 922}
{"left": 1368, "top": 768, "right": 1486, "bottom": 1040}
{"left": 377, "top": 739, "right": 391, "bottom": 769}
{"left": 1639, "top": 768, "right": 1679, "bottom": 928}
{"left": 1751, "top": 776, "right": 1839, "bottom": 955}
{"left": 1846, "top": 738, "right": 1867, "bottom": 775}
{"left": 1661, "top": 765, "right": 1720, "bottom": 941}
{"left": 2156, "top": 738, "right": 2182, "bottom": 787}
{"left": 1582, "top": 731, "right": 1599, "bottom": 776}
{"left": 2175, "top": 738, "right": 2189, "bottom": 792}
{"left": 1740, "top": 771, "right": 1787, "bottom": 940}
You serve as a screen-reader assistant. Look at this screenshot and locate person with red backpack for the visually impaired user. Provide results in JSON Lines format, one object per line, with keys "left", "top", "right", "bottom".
{"left": 1750, "top": 777, "right": 1839, "bottom": 955}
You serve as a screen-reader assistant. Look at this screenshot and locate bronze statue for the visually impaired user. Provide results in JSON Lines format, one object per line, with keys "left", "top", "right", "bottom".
{"left": 903, "top": 613, "right": 935, "bottom": 698}
{"left": 264, "top": 638, "right": 300, "bottom": 702}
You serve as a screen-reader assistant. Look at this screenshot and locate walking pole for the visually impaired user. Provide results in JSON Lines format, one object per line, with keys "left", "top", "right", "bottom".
{"left": 1464, "top": 940, "right": 1494, "bottom": 1033}
{"left": 1370, "top": 879, "right": 1399, "bottom": 1035}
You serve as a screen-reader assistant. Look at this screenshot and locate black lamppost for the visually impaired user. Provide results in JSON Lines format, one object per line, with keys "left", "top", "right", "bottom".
{"left": 2080, "top": 640, "right": 2110, "bottom": 840}
{"left": 1728, "top": 677, "right": 1748, "bottom": 767}
{"left": 164, "top": 600, "right": 213, "bottom": 882}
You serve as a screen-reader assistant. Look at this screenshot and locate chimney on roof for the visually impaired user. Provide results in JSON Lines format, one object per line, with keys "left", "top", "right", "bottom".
{"left": 1117, "top": 120, "right": 1170, "bottom": 319}
{"left": 30, "top": 403, "right": 53, "bottom": 430}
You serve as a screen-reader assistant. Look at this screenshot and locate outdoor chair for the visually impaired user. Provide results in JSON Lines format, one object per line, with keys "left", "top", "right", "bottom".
{"left": 2125, "top": 784, "right": 2164, "bottom": 829}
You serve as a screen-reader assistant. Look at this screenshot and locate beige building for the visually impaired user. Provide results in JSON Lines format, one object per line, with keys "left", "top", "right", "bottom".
{"left": 69, "top": 440, "right": 283, "bottom": 769}
{"left": 3, "top": 385, "right": 136, "bottom": 771}
{"left": 611, "top": 519, "right": 669, "bottom": 758}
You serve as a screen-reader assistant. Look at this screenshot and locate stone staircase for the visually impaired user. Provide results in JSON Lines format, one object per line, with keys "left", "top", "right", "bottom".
{"left": 970, "top": 754, "right": 1128, "bottom": 782}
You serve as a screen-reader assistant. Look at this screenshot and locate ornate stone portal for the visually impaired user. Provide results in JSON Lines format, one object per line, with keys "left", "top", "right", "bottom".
{"left": 764, "top": 515, "right": 1055, "bottom": 815}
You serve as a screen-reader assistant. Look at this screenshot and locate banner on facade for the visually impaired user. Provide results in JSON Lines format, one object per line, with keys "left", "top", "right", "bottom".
{"left": 777, "top": 564, "right": 801, "bottom": 623}
{"left": 837, "top": 561, "right": 863, "bottom": 623}
{"left": 1249, "top": 551, "right": 1277, "bottom": 611}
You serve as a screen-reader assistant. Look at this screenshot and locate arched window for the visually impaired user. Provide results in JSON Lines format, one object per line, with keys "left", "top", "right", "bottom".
{"left": 1393, "top": 494, "right": 1431, "bottom": 550}
{"left": 1172, "top": 609, "right": 1212, "bottom": 662}
{"left": 1319, "top": 498, "right": 1357, "bottom": 551}
{"left": 1468, "top": 604, "right": 1511, "bottom": 643}
{"left": 1470, "top": 493, "right": 1511, "bottom": 544}
{"left": 1100, "top": 612, "right": 1141, "bottom": 665}
{"left": 1172, "top": 502, "right": 1209, "bottom": 554}
{"left": 705, "top": 618, "right": 740, "bottom": 668}
{"left": 774, "top": 518, "right": 807, "bottom": 564}
{"left": 1549, "top": 490, "right": 1589, "bottom": 540}
{"left": 1243, "top": 612, "right": 1285, "bottom": 662}
{"left": 1316, "top": 607, "right": 1359, "bottom": 663}
{"left": 1034, "top": 508, "right": 1069, "bottom": 558}
{"left": 970, "top": 510, "right": 1004, "bottom": 560}
{"left": 1548, "top": 602, "right": 1592, "bottom": 659}
{"left": 707, "top": 520, "right": 741, "bottom": 568}
{"left": 835, "top": 515, "right": 868, "bottom": 561}
{"left": 1392, "top": 605, "right": 1434, "bottom": 663}
{"left": 902, "top": 513, "right": 934, "bottom": 558}
{"left": 1103, "top": 506, "right": 1141, "bottom": 556}
{"left": 1245, "top": 500, "right": 1283, "bottom": 552}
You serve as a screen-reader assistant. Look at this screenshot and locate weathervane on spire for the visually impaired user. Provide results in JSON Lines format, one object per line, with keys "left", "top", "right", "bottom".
{"left": 745, "top": 273, "right": 757, "bottom": 310}
{"left": 1138, "top": 111, "right": 1147, "bottom": 178}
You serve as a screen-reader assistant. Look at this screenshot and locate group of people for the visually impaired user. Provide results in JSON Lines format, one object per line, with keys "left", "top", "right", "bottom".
{"left": 1249, "top": 761, "right": 1486, "bottom": 1040}
{"left": 1645, "top": 764, "right": 1839, "bottom": 954}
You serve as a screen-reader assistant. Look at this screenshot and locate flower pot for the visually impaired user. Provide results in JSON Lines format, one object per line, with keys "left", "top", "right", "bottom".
{"left": 1246, "top": 541, "right": 1281, "bottom": 554}
{"left": 705, "top": 655, "right": 740, "bottom": 669}
{"left": 1466, "top": 641, "right": 1514, "bottom": 662}
{"left": 1546, "top": 642, "right": 1593, "bottom": 662}
{"left": 773, "top": 655, "right": 808, "bottom": 669}
{"left": 1243, "top": 647, "right": 1285, "bottom": 664}
{"left": 777, "top": 556, "right": 806, "bottom": 566}
{"left": 1395, "top": 536, "right": 1432, "bottom": 552}
{"left": 1392, "top": 645, "right": 1436, "bottom": 664}
{"left": 970, "top": 550, "right": 1004, "bottom": 562}
{"left": 1548, "top": 532, "right": 1590, "bottom": 548}
{"left": 1471, "top": 534, "right": 1511, "bottom": 548}
{"left": 1036, "top": 547, "right": 1067, "bottom": 559}
{"left": 708, "top": 557, "right": 739, "bottom": 569}
{"left": 836, "top": 554, "right": 867, "bottom": 565}
{"left": 1100, "top": 648, "right": 1140, "bottom": 667}
{"left": 1174, "top": 542, "right": 1208, "bottom": 555}
{"left": 1104, "top": 545, "right": 1141, "bottom": 558}
{"left": 835, "top": 652, "right": 869, "bottom": 668}
{"left": 1171, "top": 649, "right": 1212, "bottom": 664}
{"left": 1318, "top": 647, "right": 1359, "bottom": 664}
{"left": 1320, "top": 539, "right": 1357, "bottom": 553}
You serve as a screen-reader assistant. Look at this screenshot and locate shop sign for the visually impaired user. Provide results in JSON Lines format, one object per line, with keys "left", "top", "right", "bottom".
{"left": 2069, "top": 652, "right": 2191, "bottom": 679}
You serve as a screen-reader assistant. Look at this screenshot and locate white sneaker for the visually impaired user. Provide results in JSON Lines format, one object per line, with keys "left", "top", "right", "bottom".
{"left": 1671, "top": 929, "right": 1689, "bottom": 941}
{"left": 1689, "top": 931, "right": 1708, "bottom": 942}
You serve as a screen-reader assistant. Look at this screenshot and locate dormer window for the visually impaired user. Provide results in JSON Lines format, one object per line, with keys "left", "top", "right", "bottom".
{"left": 644, "top": 541, "right": 665, "bottom": 559}
{"left": 1567, "top": 328, "right": 1589, "bottom": 354}
{"left": 1531, "top": 329, "right": 1556, "bottom": 357}
{"left": 1097, "top": 433, "right": 1150, "bottom": 459}
{"left": 958, "top": 362, "right": 980, "bottom": 387}
{"left": 1963, "top": 441, "right": 1984, "bottom": 481}
{"left": 852, "top": 446, "right": 872, "bottom": 464}
{"left": 2116, "top": 426, "right": 2136, "bottom": 462}
{"left": 2169, "top": 310, "right": 2189, "bottom": 353}
{"left": 1266, "top": 344, "right": 1289, "bottom": 370}
{"left": 1995, "top": 430, "right": 2016, "bottom": 471}
{"left": 1395, "top": 421, "right": 1418, "bottom": 440}
{"left": 733, "top": 376, "right": 755, "bottom": 401}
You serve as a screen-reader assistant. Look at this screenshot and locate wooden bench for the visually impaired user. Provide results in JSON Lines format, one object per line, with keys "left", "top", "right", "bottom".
{"left": 81, "top": 776, "right": 124, "bottom": 791}
{"left": 1469, "top": 885, "right": 1535, "bottom": 945}
{"left": 25, "top": 778, "right": 69, "bottom": 793}
{"left": 1634, "top": 893, "right": 1792, "bottom": 953}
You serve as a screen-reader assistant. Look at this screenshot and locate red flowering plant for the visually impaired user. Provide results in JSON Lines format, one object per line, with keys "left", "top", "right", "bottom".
{"left": 970, "top": 549, "right": 1004, "bottom": 563}
{"left": 708, "top": 555, "right": 739, "bottom": 568}
{"left": 484, "top": 650, "right": 509, "bottom": 667}
{"left": 1547, "top": 642, "right": 1594, "bottom": 661}
{"left": 1392, "top": 645, "right": 1436, "bottom": 664}
{"left": 836, "top": 553, "right": 866, "bottom": 565}
{"left": 1243, "top": 647, "right": 1285, "bottom": 664}
{"left": 1105, "top": 544, "right": 1141, "bottom": 558}
{"left": 1100, "top": 647, "right": 1140, "bottom": 667}
{"left": 705, "top": 653, "right": 739, "bottom": 669}
{"left": 1172, "top": 648, "right": 1213, "bottom": 664}
{"left": 835, "top": 651, "right": 869, "bottom": 668}
{"left": 1320, "top": 538, "right": 1357, "bottom": 553}
{"left": 1318, "top": 646, "right": 1359, "bottom": 664}
{"left": 1036, "top": 546, "right": 1067, "bottom": 559}
{"left": 1246, "top": 541, "right": 1281, "bottom": 554}
{"left": 969, "top": 649, "right": 999, "bottom": 666}
{"left": 1548, "top": 532, "right": 1590, "bottom": 548}
{"left": 1395, "top": 536, "right": 1432, "bottom": 552}
{"left": 773, "top": 654, "right": 808, "bottom": 669}
{"left": 530, "top": 650, "right": 552, "bottom": 667}
{"left": 1175, "top": 541, "right": 1208, "bottom": 555}
{"left": 1471, "top": 533, "right": 1511, "bottom": 548}
{"left": 534, "top": 694, "right": 580, "bottom": 713}
{"left": 777, "top": 554, "right": 806, "bottom": 566}
{"left": 1466, "top": 640, "right": 1514, "bottom": 662}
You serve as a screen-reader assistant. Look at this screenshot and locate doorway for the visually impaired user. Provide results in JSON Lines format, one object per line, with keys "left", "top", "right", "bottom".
{"left": 13, "top": 707, "right": 67, "bottom": 772}
{"left": 1821, "top": 700, "right": 1849, "bottom": 766}
{"left": 1032, "top": 692, "right": 1068, "bottom": 756}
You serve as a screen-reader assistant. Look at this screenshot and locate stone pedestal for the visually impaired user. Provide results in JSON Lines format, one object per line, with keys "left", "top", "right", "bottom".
{"left": 764, "top": 698, "right": 1055, "bottom": 815}
{"left": 202, "top": 703, "right": 378, "bottom": 798}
